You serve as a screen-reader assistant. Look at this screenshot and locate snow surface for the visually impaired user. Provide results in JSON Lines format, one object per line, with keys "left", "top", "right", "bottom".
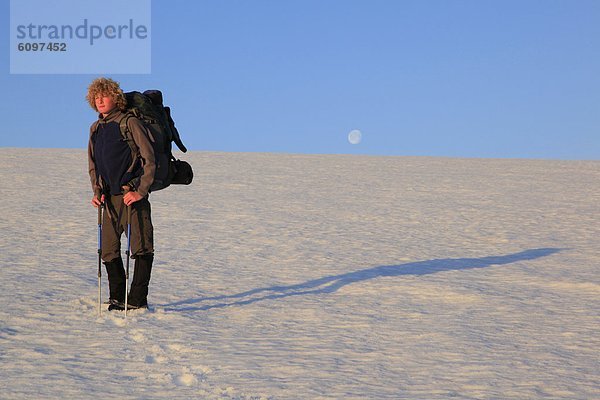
{"left": 0, "top": 148, "right": 598, "bottom": 399}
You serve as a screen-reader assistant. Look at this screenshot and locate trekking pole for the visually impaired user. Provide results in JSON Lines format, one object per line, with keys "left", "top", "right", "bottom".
{"left": 125, "top": 202, "right": 132, "bottom": 319}
{"left": 97, "top": 200, "right": 103, "bottom": 316}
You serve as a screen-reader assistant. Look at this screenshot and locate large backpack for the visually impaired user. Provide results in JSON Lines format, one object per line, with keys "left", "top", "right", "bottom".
{"left": 119, "top": 90, "right": 193, "bottom": 192}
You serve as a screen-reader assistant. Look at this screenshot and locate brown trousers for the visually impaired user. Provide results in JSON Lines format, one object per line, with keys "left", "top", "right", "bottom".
{"left": 101, "top": 194, "right": 154, "bottom": 262}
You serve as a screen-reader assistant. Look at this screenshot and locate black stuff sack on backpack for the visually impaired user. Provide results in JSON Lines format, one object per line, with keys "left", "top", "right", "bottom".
{"left": 171, "top": 159, "right": 193, "bottom": 185}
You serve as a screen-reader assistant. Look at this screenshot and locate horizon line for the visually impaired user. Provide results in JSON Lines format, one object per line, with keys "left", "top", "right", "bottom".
{"left": 0, "top": 145, "right": 598, "bottom": 162}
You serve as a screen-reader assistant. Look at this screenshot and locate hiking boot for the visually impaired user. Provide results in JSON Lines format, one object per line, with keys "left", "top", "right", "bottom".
{"left": 107, "top": 300, "right": 125, "bottom": 311}
{"left": 107, "top": 302, "right": 148, "bottom": 312}
{"left": 126, "top": 303, "right": 148, "bottom": 310}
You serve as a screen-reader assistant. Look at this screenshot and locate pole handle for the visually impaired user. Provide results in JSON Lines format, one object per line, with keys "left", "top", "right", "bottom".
{"left": 97, "top": 198, "right": 102, "bottom": 224}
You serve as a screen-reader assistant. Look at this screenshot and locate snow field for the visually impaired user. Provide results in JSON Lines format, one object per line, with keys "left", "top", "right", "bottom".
{"left": 0, "top": 148, "right": 598, "bottom": 399}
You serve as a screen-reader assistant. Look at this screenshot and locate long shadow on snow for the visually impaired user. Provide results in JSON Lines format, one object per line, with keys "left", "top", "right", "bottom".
{"left": 161, "top": 248, "right": 561, "bottom": 312}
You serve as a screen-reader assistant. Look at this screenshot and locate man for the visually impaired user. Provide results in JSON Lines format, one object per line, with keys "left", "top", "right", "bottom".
{"left": 87, "top": 77, "right": 155, "bottom": 311}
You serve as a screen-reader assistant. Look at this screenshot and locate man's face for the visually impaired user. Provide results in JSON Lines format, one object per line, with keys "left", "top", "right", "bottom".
{"left": 95, "top": 94, "right": 116, "bottom": 115}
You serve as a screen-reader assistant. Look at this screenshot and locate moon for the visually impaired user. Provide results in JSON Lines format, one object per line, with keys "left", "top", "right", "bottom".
{"left": 348, "top": 129, "right": 362, "bottom": 145}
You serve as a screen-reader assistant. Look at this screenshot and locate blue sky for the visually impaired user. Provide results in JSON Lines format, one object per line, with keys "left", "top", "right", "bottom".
{"left": 1, "top": 0, "right": 599, "bottom": 159}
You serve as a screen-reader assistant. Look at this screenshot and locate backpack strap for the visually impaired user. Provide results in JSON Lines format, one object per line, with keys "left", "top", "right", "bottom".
{"left": 118, "top": 112, "right": 141, "bottom": 159}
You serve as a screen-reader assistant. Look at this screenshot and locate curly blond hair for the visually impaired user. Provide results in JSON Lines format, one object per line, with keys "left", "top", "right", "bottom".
{"left": 86, "top": 77, "right": 127, "bottom": 112}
